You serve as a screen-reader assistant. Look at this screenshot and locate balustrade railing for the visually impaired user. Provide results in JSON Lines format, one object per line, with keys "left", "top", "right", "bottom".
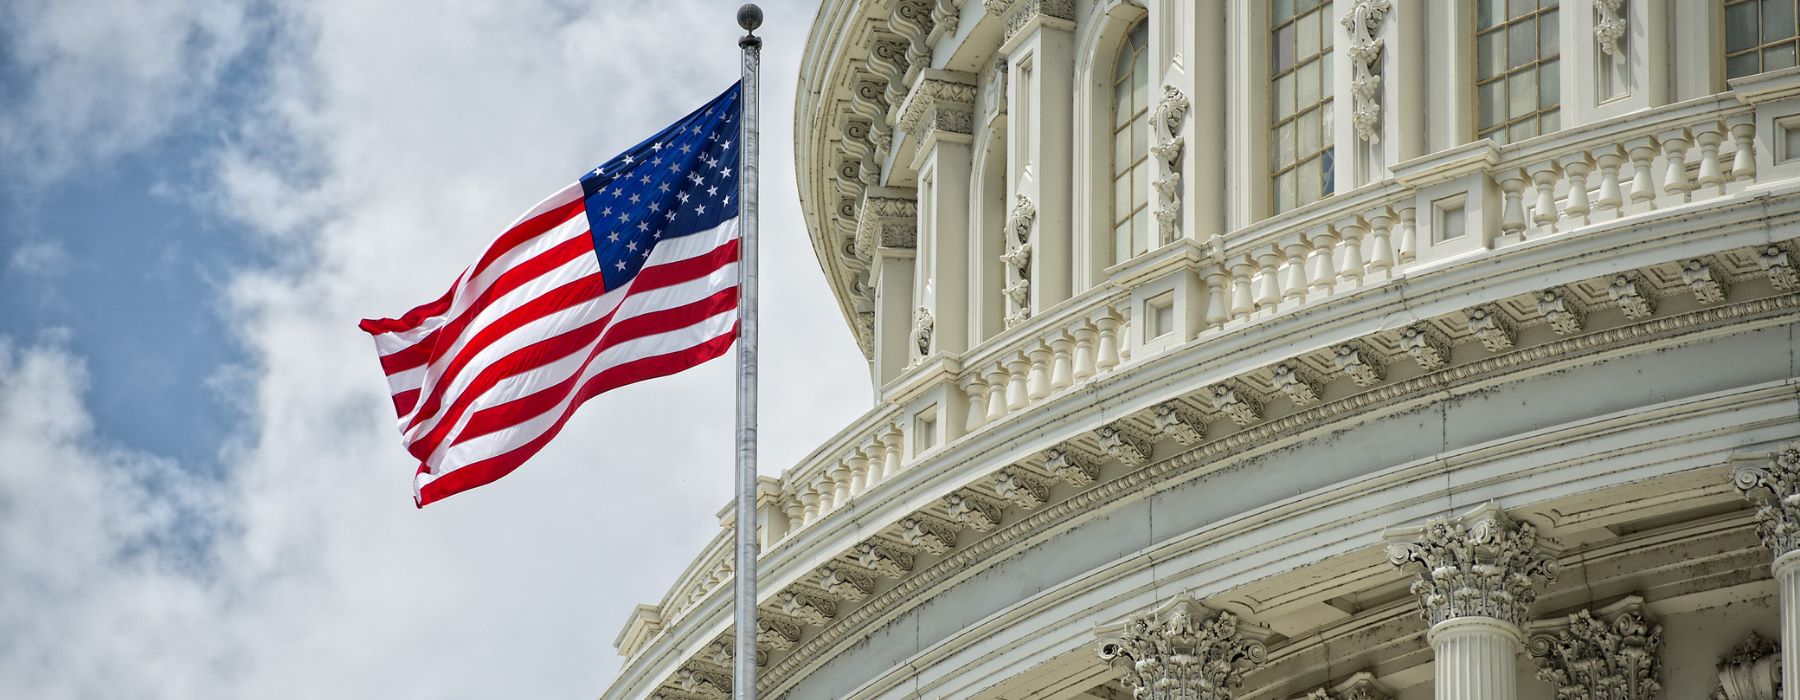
{"left": 629, "top": 94, "right": 1768, "bottom": 655}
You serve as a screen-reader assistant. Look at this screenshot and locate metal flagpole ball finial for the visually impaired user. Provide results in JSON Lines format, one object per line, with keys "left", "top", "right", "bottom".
{"left": 738, "top": 4, "right": 763, "bottom": 33}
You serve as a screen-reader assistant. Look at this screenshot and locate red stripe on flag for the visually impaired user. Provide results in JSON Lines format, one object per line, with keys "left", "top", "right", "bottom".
{"left": 413, "top": 327, "right": 737, "bottom": 507}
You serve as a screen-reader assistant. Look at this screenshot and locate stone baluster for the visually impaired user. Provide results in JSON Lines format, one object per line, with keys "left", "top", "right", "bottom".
{"left": 1049, "top": 332, "right": 1074, "bottom": 390}
{"left": 1658, "top": 128, "right": 1695, "bottom": 202}
{"left": 1693, "top": 120, "right": 1727, "bottom": 195}
{"left": 1498, "top": 169, "right": 1529, "bottom": 240}
{"left": 984, "top": 365, "right": 1009, "bottom": 422}
{"left": 1308, "top": 227, "right": 1339, "bottom": 298}
{"left": 1026, "top": 343, "right": 1052, "bottom": 400}
{"left": 846, "top": 448, "right": 869, "bottom": 495}
{"left": 1281, "top": 237, "right": 1311, "bottom": 305}
{"left": 831, "top": 458, "right": 854, "bottom": 504}
{"left": 1203, "top": 268, "right": 1230, "bottom": 331}
{"left": 1386, "top": 503, "right": 1558, "bottom": 700}
{"left": 1366, "top": 209, "right": 1396, "bottom": 282}
{"left": 811, "top": 473, "right": 833, "bottom": 515}
{"left": 1396, "top": 206, "right": 1418, "bottom": 265}
{"left": 1095, "top": 310, "right": 1123, "bottom": 372}
{"left": 860, "top": 437, "right": 884, "bottom": 486}
{"left": 1333, "top": 216, "right": 1367, "bottom": 290}
{"left": 880, "top": 424, "right": 903, "bottom": 477}
{"left": 1254, "top": 249, "right": 1283, "bottom": 314}
{"left": 1592, "top": 146, "right": 1625, "bottom": 216}
{"left": 1229, "top": 259, "right": 1257, "bottom": 322}
{"left": 1731, "top": 444, "right": 1800, "bottom": 700}
{"left": 1557, "top": 154, "right": 1591, "bottom": 227}
{"left": 1729, "top": 114, "right": 1757, "bottom": 181}
{"left": 1005, "top": 355, "right": 1030, "bottom": 410}
{"left": 1624, "top": 136, "right": 1659, "bottom": 210}
{"left": 782, "top": 496, "right": 805, "bottom": 536}
{"left": 1528, "top": 161, "right": 1561, "bottom": 233}
{"left": 961, "top": 375, "right": 988, "bottom": 432}
{"left": 1071, "top": 321, "right": 1098, "bottom": 380}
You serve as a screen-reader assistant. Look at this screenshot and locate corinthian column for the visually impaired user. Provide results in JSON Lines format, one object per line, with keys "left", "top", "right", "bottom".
{"left": 1732, "top": 443, "right": 1800, "bottom": 700}
{"left": 1385, "top": 503, "right": 1558, "bottom": 700}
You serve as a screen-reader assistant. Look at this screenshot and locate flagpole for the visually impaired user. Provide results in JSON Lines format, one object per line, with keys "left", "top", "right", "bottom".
{"left": 733, "top": 5, "right": 763, "bottom": 700}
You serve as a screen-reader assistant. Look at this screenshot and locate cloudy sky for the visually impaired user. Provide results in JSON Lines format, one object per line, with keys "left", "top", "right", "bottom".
{"left": 0, "top": 0, "right": 869, "bottom": 697}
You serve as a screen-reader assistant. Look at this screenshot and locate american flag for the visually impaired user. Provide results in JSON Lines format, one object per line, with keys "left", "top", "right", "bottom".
{"left": 360, "top": 83, "right": 743, "bottom": 507}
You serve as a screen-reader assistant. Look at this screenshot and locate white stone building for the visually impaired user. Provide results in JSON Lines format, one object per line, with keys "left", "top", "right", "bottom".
{"left": 602, "top": 1, "right": 1800, "bottom": 698}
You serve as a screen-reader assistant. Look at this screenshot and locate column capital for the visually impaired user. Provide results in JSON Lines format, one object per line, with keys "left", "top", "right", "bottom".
{"left": 1384, "top": 502, "right": 1558, "bottom": 628}
{"left": 1096, "top": 595, "right": 1270, "bottom": 700}
{"left": 1526, "top": 597, "right": 1663, "bottom": 700}
{"left": 1732, "top": 444, "right": 1800, "bottom": 561}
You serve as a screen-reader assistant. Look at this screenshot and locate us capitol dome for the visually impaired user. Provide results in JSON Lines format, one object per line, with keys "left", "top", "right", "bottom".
{"left": 604, "top": 1, "right": 1800, "bottom": 698}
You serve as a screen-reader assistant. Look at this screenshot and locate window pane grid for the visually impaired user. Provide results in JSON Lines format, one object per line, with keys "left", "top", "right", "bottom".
{"left": 1475, "top": 0, "right": 1559, "bottom": 145}
{"left": 1725, "top": 0, "right": 1800, "bottom": 80}
{"left": 1113, "top": 22, "right": 1151, "bottom": 265}
{"left": 1271, "top": 0, "right": 1334, "bottom": 215}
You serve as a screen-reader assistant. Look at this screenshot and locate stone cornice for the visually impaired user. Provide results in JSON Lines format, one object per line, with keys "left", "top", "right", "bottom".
{"left": 611, "top": 188, "right": 1800, "bottom": 696}
{"left": 748, "top": 294, "right": 1800, "bottom": 696}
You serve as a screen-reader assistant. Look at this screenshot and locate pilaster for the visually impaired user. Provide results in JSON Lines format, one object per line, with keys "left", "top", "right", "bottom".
{"left": 862, "top": 189, "right": 920, "bottom": 387}
{"left": 899, "top": 73, "right": 978, "bottom": 357}
{"left": 1003, "top": 0, "right": 1075, "bottom": 313}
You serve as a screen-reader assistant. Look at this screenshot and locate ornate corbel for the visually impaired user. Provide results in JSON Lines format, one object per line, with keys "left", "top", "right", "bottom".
{"left": 1211, "top": 382, "right": 1264, "bottom": 426}
{"left": 755, "top": 615, "right": 803, "bottom": 652}
{"left": 1398, "top": 324, "right": 1450, "bottom": 370}
{"left": 944, "top": 491, "right": 1004, "bottom": 530}
{"left": 999, "top": 0, "right": 1076, "bottom": 45}
{"left": 776, "top": 589, "right": 838, "bottom": 626}
{"left": 889, "top": 0, "right": 937, "bottom": 82}
{"left": 1044, "top": 445, "right": 1100, "bottom": 486}
{"left": 897, "top": 75, "right": 977, "bottom": 149}
{"left": 929, "top": 0, "right": 961, "bottom": 47}
{"left": 1536, "top": 287, "right": 1585, "bottom": 336}
{"left": 1331, "top": 342, "right": 1386, "bottom": 387}
{"left": 1305, "top": 672, "right": 1393, "bottom": 700}
{"left": 1097, "top": 595, "right": 1270, "bottom": 700}
{"left": 816, "top": 564, "right": 875, "bottom": 602}
{"left": 1607, "top": 274, "right": 1657, "bottom": 320}
{"left": 1758, "top": 244, "right": 1797, "bottom": 291}
{"left": 1466, "top": 305, "right": 1517, "bottom": 352}
{"left": 852, "top": 540, "right": 915, "bottom": 578}
{"left": 896, "top": 514, "right": 958, "bottom": 553}
{"left": 1095, "top": 423, "right": 1152, "bottom": 467}
{"left": 1682, "top": 259, "right": 1729, "bottom": 304}
{"left": 1270, "top": 361, "right": 1323, "bottom": 406}
{"left": 1384, "top": 503, "right": 1558, "bottom": 627}
{"left": 1341, "top": 0, "right": 1391, "bottom": 143}
{"left": 993, "top": 468, "right": 1051, "bottom": 508}
{"left": 1152, "top": 402, "right": 1206, "bottom": 446}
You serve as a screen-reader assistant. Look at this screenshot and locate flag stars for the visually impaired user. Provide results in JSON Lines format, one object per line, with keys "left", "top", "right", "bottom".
{"left": 638, "top": 174, "right": 650, "bottom": 185}
{"left": 615, "top": 260, "right": 627, "bottom": 271}
{"left": 607, "top": 231, "right": 620, "bottom": 242}
{"left": 696, "top": 204, "right": 707, "bottom": 215}
{"left": 707, "top": 185, "right": 718, "bottom": 197}
{"left": 665, "top": 210, "right": 677, "bottom": 221}
{"left": 628, "top": 193, "right": 641, "bottom": 204}
{"left": 720, "top": 167, "right": 732, "bottom": 178}
{"left": 658, "top": 182, "right": 670, "bottom": 193}
{"left": 626, "top": 240, "right": 639, "bottom": 251}
{"left": 618, "top": 211, "right": 630, "bottom": 223}
{"left": 623, "top": 155, "right": 635, "bottom": 164}
{"left": 637, "top": 221, "right": 649, "bottom": 232}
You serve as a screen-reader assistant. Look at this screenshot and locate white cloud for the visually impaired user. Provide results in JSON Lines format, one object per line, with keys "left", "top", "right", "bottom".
{"left": 0, "top": 0, "right": 255, "bottom": 181}
{"left": 0, "top": 1, "right": 871, "bottom": 698}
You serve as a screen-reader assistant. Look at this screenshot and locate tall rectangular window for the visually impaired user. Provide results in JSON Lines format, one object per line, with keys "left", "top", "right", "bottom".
{"left": 1476, "top": 0, "right": 1560, "bottom": 144}
{"left": 1725, "top": 0, "right": 1800, "bottom": 80}
{"left": 1271, "top": 0, "right": 1335, "bottom": 215}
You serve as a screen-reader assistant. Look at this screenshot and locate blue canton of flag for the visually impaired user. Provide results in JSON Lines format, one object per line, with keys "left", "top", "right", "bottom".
{"left": 361, "top": 81, "right": 747, "bottom": 507}
{"left": 582, "top": 84, "right": 741, "bottom": 290}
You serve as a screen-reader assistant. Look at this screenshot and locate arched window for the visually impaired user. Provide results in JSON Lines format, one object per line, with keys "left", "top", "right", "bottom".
{"left": 1111, "top": 20, "right": 1151, "bottom": 266}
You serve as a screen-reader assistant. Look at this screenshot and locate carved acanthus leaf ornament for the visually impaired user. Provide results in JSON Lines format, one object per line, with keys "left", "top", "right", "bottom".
{"left": 1003, "top": 194, "right": 1036, "bottom": 327}
{"left": 1097, "top": 596, "right": 1268, "bottom": 700}
{"left": 1732, "top": 444, "right": 1800, "bottom": 559}
{"left": 1341, "top": 0, "right": 1391, "bottom": 143}
{"left": 1385, "top": 504, "right": 1558, "bottom": 627}
{"left": 1150, "top": 86, "right": 1189, "bottom": 244}
{"left": 1594, "top": 0, "right": 1626, "bottom": 58}
{"left": 1528, "top": 606, "right": 1663, "bottom": 700}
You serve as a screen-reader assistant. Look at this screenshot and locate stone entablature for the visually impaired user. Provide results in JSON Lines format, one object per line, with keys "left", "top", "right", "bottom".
{"left": 609, "top": 217, "right": 1800, "bottom": 697}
